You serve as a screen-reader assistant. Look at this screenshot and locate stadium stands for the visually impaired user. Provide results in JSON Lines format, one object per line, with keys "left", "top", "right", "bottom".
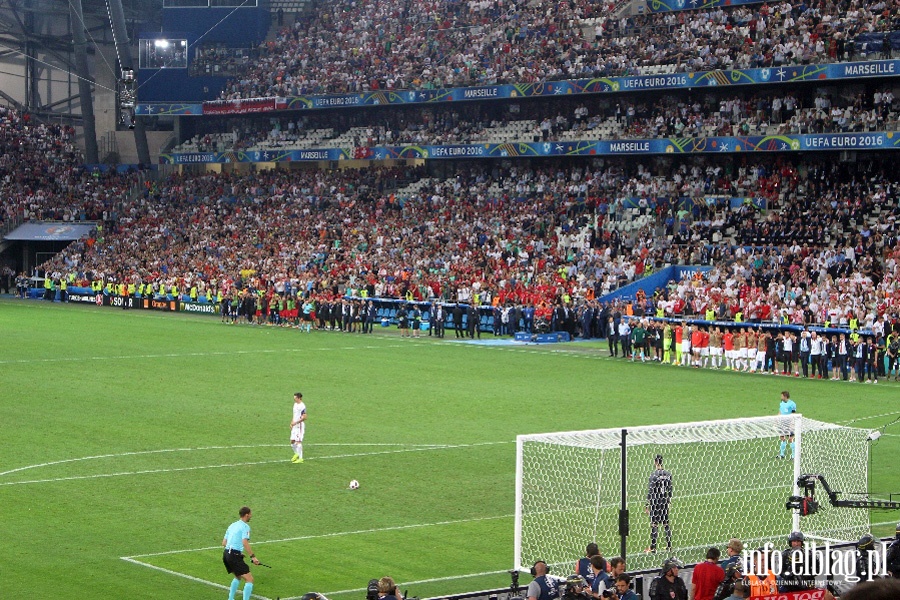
{"left": 210, "top": 0, "right": 898, "bottom": 98}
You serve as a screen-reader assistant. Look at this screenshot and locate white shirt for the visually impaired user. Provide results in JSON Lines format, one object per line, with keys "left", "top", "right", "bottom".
{"left": 292, "top": 401, "right": 307, "bottom": 437}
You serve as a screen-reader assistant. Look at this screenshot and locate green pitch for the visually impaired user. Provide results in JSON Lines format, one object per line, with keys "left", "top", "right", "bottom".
{"left": 2, "top": 300, "right": 898, "bottom": 600}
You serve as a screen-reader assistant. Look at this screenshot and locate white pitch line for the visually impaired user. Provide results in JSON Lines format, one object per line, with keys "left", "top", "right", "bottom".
{"left": 0, "top": 443, "right": 454, "bottom": 477}
{"left": 0, "top": 444, "right": 282, "bottom": 477}
{"left": 840, "top": 411, "right": 900, "bottom": 426}
{"left": 0, "top": 441, "right": 511, "bottom": 487}
{"left": 121, "top": 557, "right": 272, "bottom": 600}
{"left": 286, "top": 569, "right": 511, "bottom": 599}
{"left": 128, "top": 514, "right": 514, "bottom": 558}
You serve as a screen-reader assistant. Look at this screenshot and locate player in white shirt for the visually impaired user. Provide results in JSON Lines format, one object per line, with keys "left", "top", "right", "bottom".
{"left": 290, "top": 392, "right": 307, "bottom": 463}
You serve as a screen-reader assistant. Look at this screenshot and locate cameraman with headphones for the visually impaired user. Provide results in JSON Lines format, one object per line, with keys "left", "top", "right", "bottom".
{"left": 377, "top": 577, "right": 402, "bottom": 600}
{"left": 527, "top": 561, "right": 559, "bottom": 600}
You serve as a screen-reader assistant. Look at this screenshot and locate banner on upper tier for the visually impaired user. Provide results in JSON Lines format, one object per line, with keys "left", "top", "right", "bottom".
{"left": 136, "top": 60, "right": 900, "bottom": 117}
{"left": 159, "top": 132, "right": 900, "bottom": 163}
{"left": 647, "top": 0, "right": 765, "bottom": 13}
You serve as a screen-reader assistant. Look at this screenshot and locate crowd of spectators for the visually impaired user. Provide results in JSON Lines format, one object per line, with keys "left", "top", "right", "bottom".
{"left": 1, "top": 102, "right": 898, "bottom": 340}
{"left": 213, "top": 0, "right": 900, "bottom": 99}
{"left": 29, "top": 152, "right": 900, "bottom": 334}
{"left": 176, "top": 86, "right": 899, "bottom": 154}
{"left": 0, "top": 106, "right": 142, "bottom": 230}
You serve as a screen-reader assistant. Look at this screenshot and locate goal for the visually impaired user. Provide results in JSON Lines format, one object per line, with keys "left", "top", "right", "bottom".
{"left": 514, "top": 415, "right": 872, "bottom": 573}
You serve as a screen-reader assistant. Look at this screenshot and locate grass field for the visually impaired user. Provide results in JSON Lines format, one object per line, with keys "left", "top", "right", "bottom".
{"left": 3, "top": 299, "right": 899, "bottom": 600}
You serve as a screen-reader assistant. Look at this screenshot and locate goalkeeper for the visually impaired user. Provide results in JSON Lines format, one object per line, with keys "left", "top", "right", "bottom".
{"left": 645, "top": 454, "right": 673, "bottom": 554}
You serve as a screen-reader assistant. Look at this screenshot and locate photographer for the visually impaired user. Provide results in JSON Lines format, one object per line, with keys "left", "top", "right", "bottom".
{"left": 602, "top": 575, "right": 638, "bottom": 600}
{"left": 589, "top": 555, "right": 611, "bottom": 598}
{"left": 377, "top": 577, "right": 402, "bottom": 600}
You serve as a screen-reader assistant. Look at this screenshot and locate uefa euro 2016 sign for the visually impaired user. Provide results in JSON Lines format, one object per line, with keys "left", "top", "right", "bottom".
{"left": 161, "top": 132, "right": 900, "bottom": 164}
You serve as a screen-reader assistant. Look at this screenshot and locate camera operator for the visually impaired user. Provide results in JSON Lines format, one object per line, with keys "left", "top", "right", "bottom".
{"left": 527, "top": 561, "right": 558, "bottom": 600}
{"left": 377, "top": 576, "right": 402, "bottom": 600}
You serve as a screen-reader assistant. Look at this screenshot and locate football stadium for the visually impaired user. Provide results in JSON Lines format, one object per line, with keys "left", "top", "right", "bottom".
{"left": 2, "top": 1, "right": 900, "bottom": 599}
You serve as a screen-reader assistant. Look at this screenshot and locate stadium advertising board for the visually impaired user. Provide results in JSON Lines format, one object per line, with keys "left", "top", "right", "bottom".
{"left": 134, "top": 103, "right": 203, "bottom": 116}
{"left": 94, "top": 295, "right": 179, "bottom": 311}
{"left": 180, "top": 301, "right": 218, "bottom": 314}
{"left": 101, "top": 295, "right": 140, "bottom": 309}
{"left": 161, "top": 131, "right": 900, "bottom": 163}
{"left": 142, "top": 297, "right": 179, "bottom": 311}
{"left": 137, "top": 60, "right": 900, "bottom": 117}
{"left": 66, "top": 293, "right": 98, "bottom": 304}
{"left": 202, "top": 97, "right": 284, "bottom": 114}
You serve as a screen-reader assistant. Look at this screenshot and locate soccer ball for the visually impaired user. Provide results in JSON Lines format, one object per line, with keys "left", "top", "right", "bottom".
{"left": 349, "top": 479, "right": 360, "bottom": 490}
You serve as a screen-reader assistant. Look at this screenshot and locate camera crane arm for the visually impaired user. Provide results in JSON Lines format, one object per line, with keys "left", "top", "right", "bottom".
{"left": 787, "top": 474, "right": 900, "bottom": 515}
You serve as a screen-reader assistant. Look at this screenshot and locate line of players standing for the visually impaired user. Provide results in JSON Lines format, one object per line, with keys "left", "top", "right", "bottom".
{"left": 609, "top": 320, "right": 900, "bottom": 383}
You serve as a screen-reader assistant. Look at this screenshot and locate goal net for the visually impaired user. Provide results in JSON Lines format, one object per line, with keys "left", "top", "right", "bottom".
{"left": 514, "top": 415, "right": 872, "bottom": 573}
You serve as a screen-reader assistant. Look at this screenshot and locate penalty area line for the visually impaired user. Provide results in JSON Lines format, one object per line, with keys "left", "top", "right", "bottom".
{"left": 128, "top": 513, "right": 514, "bottom": 558}
{"left": 120, "top": 557, "right": 272, "bottom": 600}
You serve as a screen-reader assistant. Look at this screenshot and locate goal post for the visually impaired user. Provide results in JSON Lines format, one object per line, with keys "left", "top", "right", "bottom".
{"left": 514, "top": 415, "right": 872, "bottom": 574}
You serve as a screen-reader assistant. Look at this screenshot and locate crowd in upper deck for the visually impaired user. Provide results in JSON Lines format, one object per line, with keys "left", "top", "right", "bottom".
{"left": 199, "top": 0, "right": 900, "bottom": 99}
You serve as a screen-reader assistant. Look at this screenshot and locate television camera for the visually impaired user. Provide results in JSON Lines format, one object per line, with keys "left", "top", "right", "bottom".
{"left": 786, "top": 474, "right": 900, "bottom": 516}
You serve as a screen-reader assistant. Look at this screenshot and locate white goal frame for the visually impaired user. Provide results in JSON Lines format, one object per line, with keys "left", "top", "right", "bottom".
{"left": 514, "top": 415, "right": 873, "bottom": 573}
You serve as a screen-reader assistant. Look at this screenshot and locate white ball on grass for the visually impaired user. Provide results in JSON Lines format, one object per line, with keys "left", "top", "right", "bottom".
{"left": 349, "top": 479, "right": 360, "bottom": 490}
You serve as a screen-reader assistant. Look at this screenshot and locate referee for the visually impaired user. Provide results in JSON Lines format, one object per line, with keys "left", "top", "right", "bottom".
{"left": 222, "top": 506, "right": 261, "bottom": 600}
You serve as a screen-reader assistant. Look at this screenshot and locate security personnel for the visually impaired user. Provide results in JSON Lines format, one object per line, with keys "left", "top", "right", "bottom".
{"left": 734, "top": 310, "right": 743, "bottom": 323}
{"left": 649, "top": 558, "right": 687, "bottom": 600}
{"left": 563, "top": 575, "right": 591, "bottom": 600}
{"left": 59, "top": 277, "right": 67, "bottom": 303}
{"left": 779, "top": 532, "right": 818, "bottom": 592}
{"left": 885, "top": 521, "right": 900, "bottom": 578}
{"left": 856, "top": 534, "right": 877, "bottom": 582}
{"left": 705, "top": 307, "right": 715, "bottom": 322}
{"left": 43, "top": 275, "right": 53, "bottom": 301}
